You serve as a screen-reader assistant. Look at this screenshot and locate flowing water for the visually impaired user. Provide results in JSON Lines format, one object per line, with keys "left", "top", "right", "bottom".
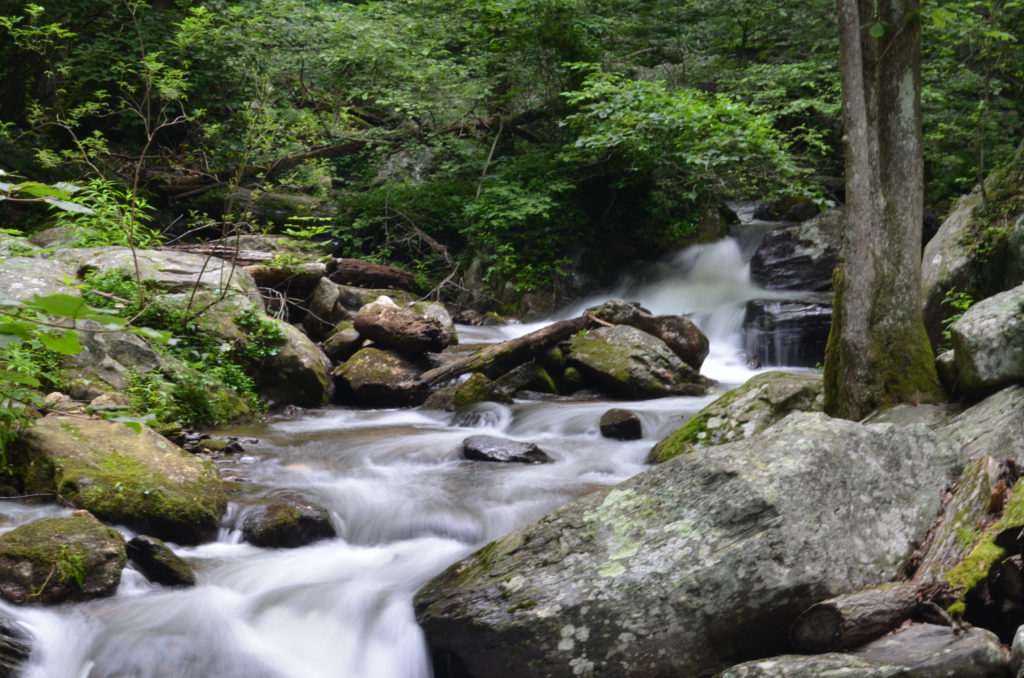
{"left": 3, "top": 232, "right": 800, "bottom": 678}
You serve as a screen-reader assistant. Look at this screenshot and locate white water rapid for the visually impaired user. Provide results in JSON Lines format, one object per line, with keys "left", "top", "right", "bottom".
{"left": 3, "top": 233, "right": 800, "bottom": 678}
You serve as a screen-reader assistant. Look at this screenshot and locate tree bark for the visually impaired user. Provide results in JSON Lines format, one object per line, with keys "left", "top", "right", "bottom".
{"left": 790, "top": 582, "right": 921, "bottom": 652}
{"left": 419, "top": 315, "right": 595, "bottom": 386}
{"left": 824, "top": 0, "right": 943, "bottom": 419}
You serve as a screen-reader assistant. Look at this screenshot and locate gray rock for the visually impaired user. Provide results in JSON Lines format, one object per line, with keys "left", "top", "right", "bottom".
{"left": 461, "top": 435, "right": 550, "bottom": 464}
{"left": 715, "top": 654, "right": 906, "bottom": 678}
{"left": 126, "top": 535, "right": 195, "bottom": 587}
{"left": 321, "top": 321, "right": 362, "bottom": 363}
{"left": 354, "top": 297, "right": 452, "bottom": 355}
{"left": 587, "top": 300, "right": 709, "bottom": 369}
{"left": 257, "top": 321, "right": 334, "bottom": 407}
{"left": 241, "top": 493, "right": 336, "bottom": 548}
{"left": 0, "top": 236, "right": 38, "bottom": 258}
{"left": 415, "top": 412, "right": 961, "bottom": 678}
{"left": 949, "top": 285, "right": 1024, "bottom": 394}
{"left": 749, "top": 209, "right": 843, "bottom": 292}
{"left": 0, "top": 256, "right": 76, "bottom": 300}
{"left": 943, "top": 385, "right": 1024, "bottom": 464}
{"left": 63, "top": 319, "right": 166, "bottom": 391}
{"left": 649, "top": 371, "right": 823, "bottom": 463}
{"left": 743, "top": 299, "right": 832, "bottom": 368}
{"left": 599, "top": 408, "right": 643, "bottom": 440}
{"left": 301, "top": 278, "right": 415, "bottom": 340}
{"left": 1012, "top": 624, "right": 1024, "bottom": 678}
{"left": 0, "top": 515, "right": 126, "bottom": 605}
{"left": 566, "top": 325, "right": 708, "bottom": 399}
{"left": 850, "top": 624, "right": 1009, "bottom": 678}
{"left": 495, "top": 362, "right": 557, "bottom": 395}
{"left": 333, "top": 347, "right": 427, "bottom": 407}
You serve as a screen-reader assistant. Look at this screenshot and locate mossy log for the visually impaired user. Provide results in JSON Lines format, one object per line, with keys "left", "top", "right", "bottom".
{"left": 327, "top": 258, "right": 415, "bottom": 290}
{"left": 790, "top": 583, "right": 921, "bottom": 652}
{"left": 419, "top": 315, "right": 596, "bottom": 387}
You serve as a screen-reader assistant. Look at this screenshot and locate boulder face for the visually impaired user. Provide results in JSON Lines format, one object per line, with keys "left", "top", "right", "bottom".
{"left": 15, "top": 417, "right": 227, "bottom": 544}
{"left": 256, "top": 320, "right": 334, "bottom": 408}
{"left": 354, "top": 298, "right": 452, "bottom": 354}
{"left": 302, "top": 278, "right": 414, "bottom": 340}
{"left": 599, "top": 408, "right": 643, "bottom": 441}
{"left": 943, "top": 384, "right": 1024, "bottom": 465}
{"left": 333, "top": 347, "right": 427, "bottom": 407}
{"left": 949, "top": 284, "right": 1024, "bottom": 395}
{"left": 587, "top": 300, "right": 709, "bottom": 369}
{"left": 0, "top": 256, "right": 76, "bottom": 300}
{"left": 649, "top": 371, "right": 823, "bottom": 463}
{"left": 0, "top": 515, "right": 126, "bottom": 605}
{"left": 566, "top": 325, "right": 708, "bottom": 399}
{"left": 749, "top": 209, "right": 843, "bottom": 292}
{"left": 241, "top": 493, "right": 336, "bottom": 549}
{"left": 743, "top": 300, "right": 832, "bottom": 368}
{"left": 415, "top": 413, "right": 961, "bottom": 678}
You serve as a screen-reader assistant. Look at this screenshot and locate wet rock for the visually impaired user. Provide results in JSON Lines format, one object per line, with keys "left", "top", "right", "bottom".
{"left": 949, "top": 284, "right": 1024, "bottom": 395}
{"left": 752, "top": 197, "right": 819, "bottom": 222}
{"left": 495, "top": 362, "right": 557, "bottom": 395}
{"left": 0, "top": 611, "right": 30, "bottom": 677}
{"left": 649, "top": 371, "right": 823, "bottom": 463}
{"left": 333, "top": 347, "right": 427, "bottom": 407}
{"left": 257, "top": 320, "right": 334, "bottom": 408}
{"left": 126, "top": 535, "right": 196, "bottom": 587}
{"left": 599, "top": 408, "right": 643, "bottom": 440}
{"left": 850, "top": 624, "right": 1008, "bottom": 678}
{"left": 461, "top": 435, "right": 550, "bottom": 464}
{"left": 743, "top": 299, "right": 832, "bottom": 367}
{"left": 0, "top": 515, "right": 126, "bottom": 605}
{"left": 354, "top": 297, "right": 452, "bottom": 355}
{"left": 416, "top": 413, "right": 960, "bottom": 678}
{"left": 241, "top": 493, "right": 336, "bottom": 548}
{"left": 587, "top": 300, "right": 709, "bottom": 369}
{"left": 566, "top": 325, "right": 708, "bottom": 399}
{"left": 15, "top": 416, "right": 227, "bottom": 544}
{"left": 749, "top": 209, "right": 843, "bottom": 292}
{"left": 302, "top": 278, "right": 414, "bottom": 340}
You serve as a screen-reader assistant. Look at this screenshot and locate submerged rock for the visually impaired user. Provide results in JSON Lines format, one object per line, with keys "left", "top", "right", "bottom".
{"left": 566, "top": 325, "right": 708, "bottom": 399}
{"left": 415, "top": 413, "right": 960, "bottom": 678}
{"left": 461, "top": 435, "right": 551, "bottom": 464}
{"left": 127, "top": 535, "right": 196, "bottom": 587}
{"left": 14, "top": 417, "right": 227, "bottom": 544}
{"left": 0, "top": 515, "right": 126, "bottom": 605}
{"left": 649, "top": 371, "right": 823, "bottom": 463}
{"left": 241, "top": 493, "right": 336, "bottom": 549}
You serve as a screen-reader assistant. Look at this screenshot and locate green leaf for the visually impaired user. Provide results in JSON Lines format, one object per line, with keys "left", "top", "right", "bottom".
{"left": 869, "top": 22, "right": 886, "bottom": 39}
{"left": 43, "top": 196, "right": 93, "bottom": 213}
{"left": 27, "top": 293, "right": 88, "bottom": 319}
{"left": 0, "top": 371, "right": 40, "bottom": 387}
{"left": 36, "top": 331, "right": 83, "bottom": 355}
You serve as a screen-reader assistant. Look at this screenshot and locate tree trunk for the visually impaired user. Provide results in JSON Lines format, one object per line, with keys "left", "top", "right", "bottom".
{"left": 824, "top": 0, "right": 943, "bottom": 419}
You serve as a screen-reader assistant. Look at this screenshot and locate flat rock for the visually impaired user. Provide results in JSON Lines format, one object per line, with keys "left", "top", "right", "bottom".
{"left": 461, "top": 435, "right": 550, "bottom": 464}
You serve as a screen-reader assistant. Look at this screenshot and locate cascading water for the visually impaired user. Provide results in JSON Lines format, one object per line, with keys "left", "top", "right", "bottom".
{"left": 3, "top": 234, "right": 799, "bottom": 678}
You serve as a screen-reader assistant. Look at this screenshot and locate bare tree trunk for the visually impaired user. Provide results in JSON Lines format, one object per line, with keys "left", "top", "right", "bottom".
{"left": 824, "top": 0, "right": 943, "bottom": 419}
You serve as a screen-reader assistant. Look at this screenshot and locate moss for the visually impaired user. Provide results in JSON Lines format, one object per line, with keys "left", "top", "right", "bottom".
{"left": 648, "top": 413, "right": 711, "bottom": 463}
{"left": 452, "top": 373, "right": 511, "bottom": 408}
{"left": 945, "top": 539, "right": 1008, "bottom": 603}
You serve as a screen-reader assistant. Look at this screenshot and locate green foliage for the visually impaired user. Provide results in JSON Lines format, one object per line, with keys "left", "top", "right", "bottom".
{"left": 53, "top": 178, "right": 162, "bottom": 247}
{"left": 941, "top": 288, "right": 975, "bottom": 345}
{"left": 55, "top": 543, "right": 86, "bottom": 589}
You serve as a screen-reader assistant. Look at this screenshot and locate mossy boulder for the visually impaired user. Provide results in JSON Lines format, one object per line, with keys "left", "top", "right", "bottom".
{"left": 649, "top": 371, "right": 823, "bottom": 463}
{"left": 257, "top": 320, "right": 334, "bottom": 408}
{"left": 566, "top": 325, "right": 708, "bottom": 399}
{"left": 126, "top": 535, "right": 195, "bottom": 587}
{"left": 0, "top": 514, "right": 126, "bottom": 605}
{"left": 333, "top": 347, "right": 427, "bottom": 407}
{"left": 240, "top": 492, "right": 336, "bottom": 549}
{"left": 495, "top": 362, "right": 558, "bottom": 396}
{"left": 415, "top": 413, "right": 961, "bottom": 678}
{"left": 14, "top": 417, "right": 227, "bottom": 544}
{"left": 322, "top": 320, "right": 362, "bottom": 362}
{"left": 587, "top": 299, "right": 710, "bottom": 369}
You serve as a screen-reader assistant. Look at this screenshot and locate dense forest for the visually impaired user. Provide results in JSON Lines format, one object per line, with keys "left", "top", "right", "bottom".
{"left": 1, "top": 0, "right": 1021, "bottom": 295}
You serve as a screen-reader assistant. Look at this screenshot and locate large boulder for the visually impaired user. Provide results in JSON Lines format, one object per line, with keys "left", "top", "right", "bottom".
{"left": 354, "top": 297, "right": 452, "bottom": 355}
{"left": 14, "top": 417, "right": 227, "bottom": 544}
{"left": 921, "top": 144, "right": 1024, "bottom": 347}
{"left": 0, "top": 514, "right": 126, "bottom": 605}
{"left": 302, "top": 278, "right": 414, "bottom": 340}
{"left": 943, "top": 384, "right": 1024, "bottom": 464}
{"left": 588, "top": 300, "right": 709, "bottom": 369}
{"left": 743, "top": 299, "right": 832, "bottom": 367}
{"left": 256, "top": 320, "right": 334, "bottom": 407}
{"left": 415, "top": 412, "right": 961, "bottom": 678}
{"left": 566, "top": 325, "right": 708, "bottom": 399}
{"left": 948, "top": 284, "right": 1024, "bottom": 395}
{"left": 333, "top": 347, "right": 427, "bottom": 407}
{"left": 0, "top": 256, "right": 76, "bottom": 300}
{"left": 749, "top": 209, "right": 843, "bottom": 292}
{"left": 649, "top": 371, "right": 823, "bottom": 463}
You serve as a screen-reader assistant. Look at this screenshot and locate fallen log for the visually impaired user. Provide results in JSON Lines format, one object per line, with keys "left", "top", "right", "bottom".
{"left": 327, "top": 258, "right": 415, "bottom": 290}
{"left": 419, "top": 314, "right": 596, "bottom": 387}
{"left": 790, "top": 582, "right": 921, "bottom": 652}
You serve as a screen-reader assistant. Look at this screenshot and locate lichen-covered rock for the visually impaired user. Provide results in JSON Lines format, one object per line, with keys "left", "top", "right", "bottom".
{"left": 715, "top": 654, "right": 905, "bottom": 678}
{"left": 333, "top": 347, "right": 427, "bottom": 407}
{"left": 587, "top": 300, "right": 709, "bottom": 369}
{"left": 943, "top": 385, "right": 1024, "bottom": 464}
{"left": 126, "top": 535, "right": 195, "bottom": 587}
{"left": 749, "top": 209, "right": 843, "bottom": 292}
{"left": 599, "top": 409, "right": 643, "bottom": 440}
{"left": 63, "top": 319, "right": 166, "bottom": 392}
{"left": 241, "top": 493, "right": 336, "bottom": 548}
{"left": 566, "top": 325, "right": 708, "bottom": 399}
{"left": 0, "top": 235, "right": 38, "bottom": 258}
{"left": 850, "top": 624, "right": 1008, "bottom": 678}
{"left": 949, "top": 284, "right": 1024, "bottom": 394}
{"left": 415, "top": 412, "right": 960, "bottom": 678}
{"left": 257, "top": 320, "right": 334, "bottom": 407}
{"left": 14, "top": 417, "right": 227, "bottom": 544}
{"left": 354, "top": 297, "right": 452, "bottom": 354}
{"left": 649, "top": 371, "right": 823, "bottom": 463}
{"left": 0, "top": 257, "right": 74, "bottom": 300}
{"left": 0, "top": 515, "right": 126, "bottom": 605}
{"left": 461, "top": 435, "right": 550, "bottom": 464}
